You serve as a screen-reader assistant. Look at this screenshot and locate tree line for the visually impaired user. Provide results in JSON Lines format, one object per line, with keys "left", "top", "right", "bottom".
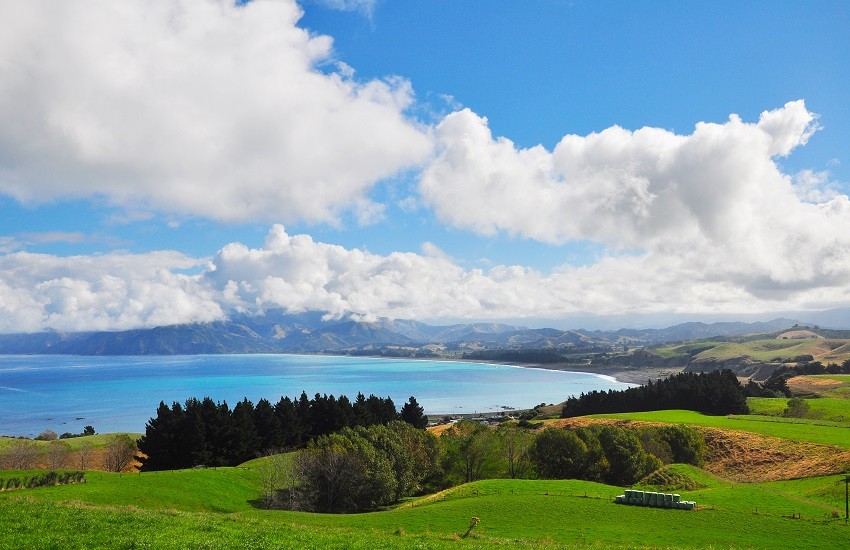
{"left": 0, "top": 434, "right": 134, "bottom": 472}
{"left": 281, "top": 421, "right": 440, "bottom": 513}
{"left": 561, "top": 369, "right": 748, "bottom": 417}
{"left": 744, "top": 359, "right": 850, "bottom": 398}
{"left": 271, "top": 419, "right": 706, "bottom": 513}
{"left": 138, "top": 392, "right": 427, "bottom": 471}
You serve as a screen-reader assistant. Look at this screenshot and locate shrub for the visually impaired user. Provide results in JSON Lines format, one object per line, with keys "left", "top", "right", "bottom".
{"left": 35, "top": 429, "right": 58, "bottom": 441}
{"left": 529, "top": 428, "right": 587, "bottom": 479}
{"left": 784, "top": 397, "right": 811, "bottom": 418}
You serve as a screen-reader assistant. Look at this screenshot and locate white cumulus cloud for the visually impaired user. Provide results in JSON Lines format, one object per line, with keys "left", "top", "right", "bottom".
{"left": 0, "top": 251, "right": 222, "bottom": 333}
{"left": 0, "top": 0, "right": 432, "bottom": 224}
{"left": 420, "top": 101, "right": 850, "bottom": 299}
{"left": 5, "top": 221, "right": 850, "bottom": 333}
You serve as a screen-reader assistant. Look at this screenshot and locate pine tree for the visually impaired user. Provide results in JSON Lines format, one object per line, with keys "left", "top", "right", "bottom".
{"left": 400, "top": 396, "right": 427, "bottom": 429}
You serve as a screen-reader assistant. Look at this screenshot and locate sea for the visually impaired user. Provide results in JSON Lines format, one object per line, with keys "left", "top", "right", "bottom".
{"left": 0, "top": 354, "right": 634, "bottom": 437}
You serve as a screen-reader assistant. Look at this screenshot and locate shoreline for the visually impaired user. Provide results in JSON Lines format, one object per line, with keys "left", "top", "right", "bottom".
{"left": 473, "top": 359, "right": 683, "bottom": 386}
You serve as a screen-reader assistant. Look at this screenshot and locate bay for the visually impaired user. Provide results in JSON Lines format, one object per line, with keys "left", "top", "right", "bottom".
{"left": 0, "top": 354, "right": 633, "bottom": 437}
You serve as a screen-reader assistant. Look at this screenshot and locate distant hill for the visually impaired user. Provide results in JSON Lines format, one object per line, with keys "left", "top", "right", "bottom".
{"left": 0, "top": 309, "right": 806, "bottom": 356}
{"left": 577, "top": 319, "right": 800, "bottom": 345}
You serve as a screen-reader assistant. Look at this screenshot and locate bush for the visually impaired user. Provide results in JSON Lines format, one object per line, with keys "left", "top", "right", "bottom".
{"left": 288, "top": 423, "right": 440, "bottom": 513}
{"left": 35, "top": 429, "right": 58, "bottom": 441}
{"left": 597, "top": 426, "right": 661, "bottom": 486}
{"left": 658, "top": 425, "right": 706, "bottom": 466}
{"left": 784, "top": 397, "right": 810, "bottom": 418}
{"left": 529, "top": 428, "right": 587, "bottom": 479}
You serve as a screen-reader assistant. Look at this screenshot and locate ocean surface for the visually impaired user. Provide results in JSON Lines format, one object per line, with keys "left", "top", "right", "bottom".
{"left": 0, "top": 354, "right": 633, "bottom": 437}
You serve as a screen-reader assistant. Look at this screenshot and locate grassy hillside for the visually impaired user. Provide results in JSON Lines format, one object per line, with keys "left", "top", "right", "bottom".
{"left": 654, "top": 337, "right": 850, "bottom": 363}
{"left": 0, "top": 468, "right": 261, "bottom": 513}
{"left": 788, "top": 374, "right": 850, "bottom": 398}
{"left": 1, "top": 467, "right": 848, "bottom": 549}
{"left": 584, "top": 409, "right": 850, "bottom": 449}
{"left": 749, "top": 396, "right": 850, "bottom": 423}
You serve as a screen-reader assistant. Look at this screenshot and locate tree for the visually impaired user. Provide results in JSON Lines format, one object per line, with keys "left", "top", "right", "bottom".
{"left": 46, "top": 440, "right": 71, "bottom": 469}
{"left": 1, "top": 439, "right": 41, "bottom": 469}
{"left": 290, "top": 427, "right": 398, "bottom": 513}
{"left": 400, "top": 396, "right": 428, "bottom": 429}
{"left": 138, "top": 401, "right": 181, "bottom": 471}
{"left": 103, "top": 435, "right": 137, "bottom": 472}
{"left": 597, "top": 426, "right": 661, "bottom": 486}
{"left": 78, "top": 441, "right": 94, "bottom": 470}
{"left": 529, "top": 428, "right": 588, "bottom": 479}
{"left": 659, "top": 425, "right": 706, "bottom": 466}
{"left": 35, "top": 429, "right": 58, "bottom": 441}
{"left": 440, "top": 421, "right": 499, "bottom": 484}
{"left": 497, "top": 425, "right": 533, "bottom": 479}
{"left": 388, "top": 420, "right": 442, "bottom": 493}
{"left": 257, "top": 450, "right": 289, "bottom": 509}
{"left": 575, "top": 427, "right": 609, "bottom": 482}
{"left": 253, "top": 398, "right": 284, "bottom": 452}
{"left": 228, "top": 398, "right": 261, "bottom": 464}
{"left": 83, "top": 425, "right": 96, "bottom": 436}
{"left": 291, "top": 436, "right": 368, "bottom": 513}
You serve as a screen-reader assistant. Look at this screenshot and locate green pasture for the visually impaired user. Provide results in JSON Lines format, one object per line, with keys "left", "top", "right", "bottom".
{"left": 0, "top": 433, "right": 142, "bottom": 451}
{"left": 0, "top": 467, "right": 260, "bottom": 513}
{"left": 653, "top": 341, "right": 718, "bottom": 357}
{"left": 1, "top": 466, "right": 849, "bottom": 549}
{"left": 587, "top": 409, "right": 850, "bottom": 449}
{"left": 653, "top": 338, "right": 850, "bottom": 363}
{"left": 748, "top": 397, "right": 850, "bottom": 423}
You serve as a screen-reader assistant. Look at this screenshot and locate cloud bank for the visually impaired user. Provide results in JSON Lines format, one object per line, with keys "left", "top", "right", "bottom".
{"left": 0, "top": 250, "right": 221, "bottom": 333}
{"left": 0, "top": 0, "right": 431, "bottom": 223}
{"left": 4, "top": 218, "right": 850, "bottom": 333}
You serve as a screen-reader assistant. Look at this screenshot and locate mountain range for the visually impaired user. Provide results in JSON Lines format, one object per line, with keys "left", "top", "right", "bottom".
{"left": 0, "top": 309, "right": 811, "bottom": 356}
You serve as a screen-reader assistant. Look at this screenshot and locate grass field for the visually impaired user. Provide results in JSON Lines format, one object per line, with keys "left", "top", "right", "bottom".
{"left": 1, "top": 465, "right": 848, "bottom": 549}
{"left": 584, "top": 409, "right": 850, "bottom": 449}
{"left": 653, "top": 338, "right": 850, "bottom": 364}
{"left": 748, "top": 397, "right": 850, "bottom": 423}
{"left": 788, "top": 375, "right": 850, "bottom": 398}
{"left": 4, "top": 402, "right": 850, "bottom": 548}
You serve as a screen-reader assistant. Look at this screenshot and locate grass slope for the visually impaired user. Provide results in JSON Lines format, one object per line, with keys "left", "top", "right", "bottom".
{"left": 749, "top": 397, "right": 850, "bottom": 423}
{"left": 1, "top": 469, "right": 849, "bottom": 549}
{"left": 788, "top": 375, "right": 850, "bottom": 398}
{"left": 655, "top": 338, "right": 850, "bottom": 363}
{"left": 588, "top": 409, "right": 850, "bottom": 449}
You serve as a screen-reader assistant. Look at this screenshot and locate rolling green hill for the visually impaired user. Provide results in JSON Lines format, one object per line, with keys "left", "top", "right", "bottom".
{"left": 1, "top": 467, "right": 848, "bottom": 549}
{"left": 656, "top": 337, "right": 847, "bottom": 362}
{"left": 587, "top": 409, "right": 850, "bottom": 449}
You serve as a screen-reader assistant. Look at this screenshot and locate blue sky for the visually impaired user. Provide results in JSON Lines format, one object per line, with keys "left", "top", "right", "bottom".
{"left": 0, "top": 0, "right": 849, "bottom": 332}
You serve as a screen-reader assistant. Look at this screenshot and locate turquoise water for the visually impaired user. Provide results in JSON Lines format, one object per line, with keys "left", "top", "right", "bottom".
{"left": 0, "top": 354, "right": 633, "bottom": 437}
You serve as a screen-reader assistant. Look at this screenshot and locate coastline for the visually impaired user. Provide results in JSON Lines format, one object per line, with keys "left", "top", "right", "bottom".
{"left": 481, "top": 360, "right": 685, "bottom": 386}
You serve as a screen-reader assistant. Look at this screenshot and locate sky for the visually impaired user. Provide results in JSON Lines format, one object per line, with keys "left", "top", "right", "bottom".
{"left": 0, "top": 0, "right": 849, "bottom": 332}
